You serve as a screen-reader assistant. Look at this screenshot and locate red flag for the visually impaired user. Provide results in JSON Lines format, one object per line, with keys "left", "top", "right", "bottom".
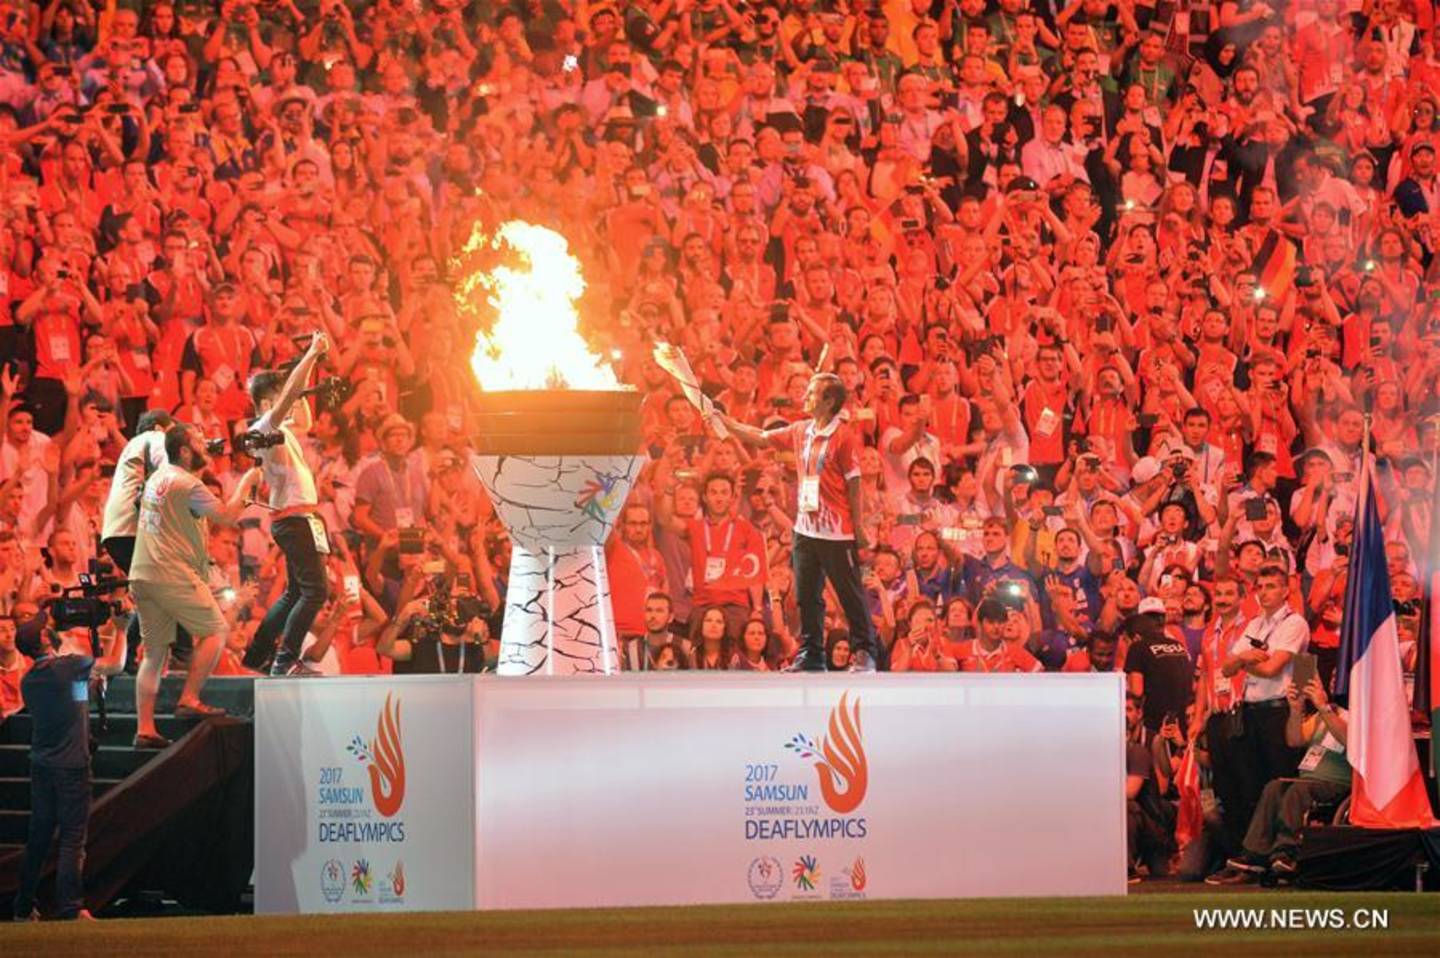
{"left": 1174, "top": 742, "right": 1203, "bottom": 850}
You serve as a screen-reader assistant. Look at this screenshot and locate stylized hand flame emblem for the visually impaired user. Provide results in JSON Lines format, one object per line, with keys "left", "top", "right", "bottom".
{"left": 849, "top": 857, "right": 867, "bottom": 891}
{"left": 367, "top": 694, "right": 405, "bottom": 818}
{"left": 813, "top": 691, "right": 867, "bottom": 814}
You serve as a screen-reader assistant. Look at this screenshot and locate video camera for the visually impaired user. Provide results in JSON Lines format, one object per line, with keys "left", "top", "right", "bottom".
{"left": 204, "top": 429, "right": 285, "bottom": 457}
{"left": 299, "top": 375, "right": 353, "bottom": 407}
{"left": 50, "top": 558, "right": 127, "bottom": 632}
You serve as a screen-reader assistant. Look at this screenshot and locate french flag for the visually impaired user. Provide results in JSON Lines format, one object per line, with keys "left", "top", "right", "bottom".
{"left": 1334, "top": 465, "right": 1436, "bottom": 828}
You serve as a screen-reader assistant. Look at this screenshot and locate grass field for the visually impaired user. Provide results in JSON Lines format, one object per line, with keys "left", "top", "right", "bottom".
{"left": 5, "top": 892, "right": 1439, "bottom": 957}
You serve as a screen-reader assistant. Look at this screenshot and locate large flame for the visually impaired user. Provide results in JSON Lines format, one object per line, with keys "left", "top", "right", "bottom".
{"left": 456, "top": 220, "right": 620, "bottom": 391}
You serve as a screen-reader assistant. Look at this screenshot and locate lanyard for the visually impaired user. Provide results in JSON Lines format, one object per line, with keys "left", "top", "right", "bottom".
{"left": 436, "top": 641, "right": 467, "bottom": 674}
{"left": 802, "top": 425, "right": 832, "bottom": 480}
{"left": 381, "top": 459, "right": 418, "bottom": 513}
{"left": 701, "top": 518, "right": 734, "bottom": 555}
{"left": 1139, "top": 66, "right": 1162, "bottom": 102}
{"left": 625, "top": 544, "right": 660, "bottom": 585}
{"left": 1248, "top": 609, "right": 1294, "bottom": 652}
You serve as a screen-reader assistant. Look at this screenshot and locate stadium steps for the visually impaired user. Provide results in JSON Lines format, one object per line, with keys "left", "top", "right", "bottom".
{"left": 0, "top": 675, "right": 256, "bottom": 915}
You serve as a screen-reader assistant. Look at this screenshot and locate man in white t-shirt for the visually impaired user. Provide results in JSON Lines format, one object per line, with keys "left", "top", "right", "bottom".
{"left": 1221, "top": 564, "right": 1310, "bottom": 837}
{"left": 129, "top": 425, "right": 261, "bottom": 748}
{"left": 99, "top": 409, "right": 174, "bottom": 667}
{"left": 880, "top": 394, "right": 943, "bottom": 492}
{"left": 240, "top": 333, "right": 331, "bottom": 676}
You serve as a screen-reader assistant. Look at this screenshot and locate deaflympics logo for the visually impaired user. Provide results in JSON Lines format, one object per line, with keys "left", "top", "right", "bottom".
{"left": 785, "top": 691, "right": 868, "bottom": 814}
{"left": 348, "top": 693, "right": 406, "bottom": 818}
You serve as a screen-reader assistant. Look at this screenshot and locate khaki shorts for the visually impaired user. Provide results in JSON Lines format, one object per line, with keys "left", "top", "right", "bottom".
{"left": 131, "top": 575, "right": 226, "bottom": 658}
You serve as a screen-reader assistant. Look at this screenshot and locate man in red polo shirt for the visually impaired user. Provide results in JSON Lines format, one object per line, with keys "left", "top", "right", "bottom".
{"left": 713, "top": 373, "right": 877, "bottom": 672}
{"left": 656, "top": 470, "right": 765, "bottom": 637}
{"left": 606, "top": 502, "right": 669, "bottom": 644}
{"left": 179, "top": 281, "right": 261, "bottom": 424}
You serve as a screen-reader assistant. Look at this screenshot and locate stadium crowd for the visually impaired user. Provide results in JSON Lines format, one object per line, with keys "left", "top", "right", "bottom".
{"left": 0, "top": 0, "right": 1437, "bottom": 881}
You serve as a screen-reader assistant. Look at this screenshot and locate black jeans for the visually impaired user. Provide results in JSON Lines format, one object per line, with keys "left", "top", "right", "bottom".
{"left": 1234, "top": 701, "right": 1302, "bottom": 831}
{"left": 103, "top": 536, "right": 191, "bottom": 668}
{"left": 1205, "top": 710, "right": 1253, "bottom": 858}
{"left": 14, "top": 763, "right": 91, "bottom": 919}
{"left": 792, "top": 533, "right": 875, "bottom": 659}
{"left": 246, "top": 515, "right": 329, "bottom": 668}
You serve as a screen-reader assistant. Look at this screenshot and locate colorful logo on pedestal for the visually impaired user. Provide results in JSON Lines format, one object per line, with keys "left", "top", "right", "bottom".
{"left": 351, "top": 859, "right": 373, "bottom": 895}
{"left": 348, "top": 693, "right": 406, "bottom": 817}
{"left": 747, "top": 856, "right": 783, "bottom": 899}
{"left": 743, "top": 691, "right": 869, "bottom": 843}
{"left": 806, "top": 692, "right": 867, "bottom": 813}
{"left": 390, "top": 861, "right": 406, "bottom": 898}
{"left": 319, "top": 695, "right": 407, "bottom": 845}
{"left": 792, "top": 855, "right": 821, "bottom": 892}
{"left": 575, "top": 467, "right": 626, "bottom": 523}
{"left": 830, "top": 857, "right": 868, "bottom": 900}
{"left": 320, "top": 859, "right": 345, "bottom": 903}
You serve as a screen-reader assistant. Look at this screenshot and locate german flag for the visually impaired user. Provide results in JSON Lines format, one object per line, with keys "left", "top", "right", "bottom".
{"left": 1252, "top": 228, "right": 1298, "bottom": 301}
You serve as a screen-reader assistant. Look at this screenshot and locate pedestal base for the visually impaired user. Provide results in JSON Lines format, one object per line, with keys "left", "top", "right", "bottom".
{"left": 497, "top": 545, "right": 618, "bottom": 675}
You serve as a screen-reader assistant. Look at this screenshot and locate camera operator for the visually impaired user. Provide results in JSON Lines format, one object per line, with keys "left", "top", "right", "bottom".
{"left": 238, "top": 332, "right": 332, "bottom": 676}
{"left": 129, "top": 425, "right": 262, "bottom": 748}
{"left": 375, "top": 568, "right": 494, "bottom": 674}
{"left": 99, "top": 410, "right": 175, "bottom": 666}
{"left": 10, "top": 608, "right": 124, "bottom": 922}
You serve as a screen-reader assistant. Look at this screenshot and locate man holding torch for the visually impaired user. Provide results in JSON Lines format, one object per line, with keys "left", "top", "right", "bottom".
{"left": 709, "top": 373, "right": 877, "bottom": 672}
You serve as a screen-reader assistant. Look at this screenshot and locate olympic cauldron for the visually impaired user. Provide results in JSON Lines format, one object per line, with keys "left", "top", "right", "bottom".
{"left": 458, "top": 220, "right": 641, "bottom": 675}
{"left": 471, "top": 391, "right": 642, "bottom": 675}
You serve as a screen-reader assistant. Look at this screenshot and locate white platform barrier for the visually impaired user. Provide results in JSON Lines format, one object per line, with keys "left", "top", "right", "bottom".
{"left": 255, "top": 673, "right": 1127, "bottom": 913}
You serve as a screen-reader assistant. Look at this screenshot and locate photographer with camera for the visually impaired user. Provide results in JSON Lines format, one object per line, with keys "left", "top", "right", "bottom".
{"left": 9, "top": 598, "right": 125, "bottom": 921}
{"left": 237, "top": 332, "right": 332, "bottom": 676}
{"left": 100, "top": 409, "right": 175, "bottom": 666}
{"left": 129, "top": 425, "right": 263, "bottom": 748}
{"left": 375, "top": 566, "right": 494, "bottom": 674}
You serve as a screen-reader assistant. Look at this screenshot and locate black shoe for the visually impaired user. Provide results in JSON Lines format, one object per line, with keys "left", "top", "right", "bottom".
{"left": 1204, "top": 865, "right": 1257, "bottom": 886}
{"left": 1225, "top": 853, "right": 1268, "bottom": 874}
{"left": 12, "top": 908, "right": 39, "bottom": 922}
{"left": 847, "top": 650, "right": 877, "bottom": 673}
{"left": 269, "top": 655, "right": 297, "bottom": 676}
{"left": 783, "top": 649, "right": 827, "bottom": 672}
{"left": 1270, "top": 853, "right": 1298, "bottom": 876}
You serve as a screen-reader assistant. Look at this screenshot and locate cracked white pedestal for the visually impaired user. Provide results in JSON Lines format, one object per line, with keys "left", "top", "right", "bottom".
{"left": 473, "top": 454, "right": 643, "bottom": 675}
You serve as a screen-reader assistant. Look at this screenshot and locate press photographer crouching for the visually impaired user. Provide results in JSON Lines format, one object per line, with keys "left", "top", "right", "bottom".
{"left": 10, "top": 595, "right": 125, "bottom": 922}
{"left": 237, "top": 333, "right": 334, "bottom": 676}
{"left": 376, "top": 561, "right": 496, "bottom": 674}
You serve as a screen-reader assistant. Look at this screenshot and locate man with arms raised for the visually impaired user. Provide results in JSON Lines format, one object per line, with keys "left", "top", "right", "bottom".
{"left": 240, "top": 332, "right": 331, "bottom": 675}
{"left": 712, "top": 374, "right": 877, "bottom": 672}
